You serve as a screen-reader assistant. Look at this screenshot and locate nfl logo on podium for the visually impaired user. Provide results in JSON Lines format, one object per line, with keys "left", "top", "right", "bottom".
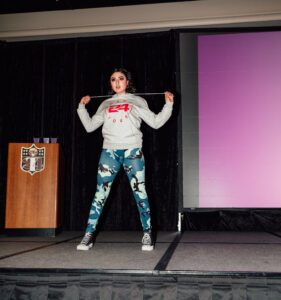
{"left": 20, "top": 144, "right": 45, "bottom": 175}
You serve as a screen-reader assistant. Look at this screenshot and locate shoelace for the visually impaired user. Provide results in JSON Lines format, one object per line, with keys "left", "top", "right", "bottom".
{"left": 81, "top": 233, "right": 92, "bottom": 245}
{"left": 142, "top": 233, "right": 151, "bottom": 245}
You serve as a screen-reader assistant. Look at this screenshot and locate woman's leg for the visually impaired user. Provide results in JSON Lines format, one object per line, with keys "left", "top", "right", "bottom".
{"left": 123, "top": 148, "right": 151, "bottom": 232}
{"left": 85, "top": 149, "right": 122, "bottom": 234}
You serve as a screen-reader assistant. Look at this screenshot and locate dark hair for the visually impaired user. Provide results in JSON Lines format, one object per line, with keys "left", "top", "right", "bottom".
{"left": 109, "top": 68, "right": 136, "bottom": 94}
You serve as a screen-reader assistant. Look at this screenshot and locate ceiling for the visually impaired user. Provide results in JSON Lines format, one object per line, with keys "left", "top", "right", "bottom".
{"left": 0, "top": 0, "right": 197, "bottom": 14}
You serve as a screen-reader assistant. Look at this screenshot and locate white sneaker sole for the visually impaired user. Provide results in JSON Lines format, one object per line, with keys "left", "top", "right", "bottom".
{"left": 77, "top": 243, "right": 93, "bottom": 251}
{"left": 142, "top": 245, "right": 154, "bottom": 251}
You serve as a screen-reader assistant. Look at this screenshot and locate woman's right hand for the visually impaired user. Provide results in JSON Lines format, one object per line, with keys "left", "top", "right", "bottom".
{"left": 80, "top": 95, "right": 91, "bottom": 105}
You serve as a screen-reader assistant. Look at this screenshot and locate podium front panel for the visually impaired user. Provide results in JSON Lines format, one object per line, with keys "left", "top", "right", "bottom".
{"left": 5, "top": 143, "right": 60, "bottom": 229}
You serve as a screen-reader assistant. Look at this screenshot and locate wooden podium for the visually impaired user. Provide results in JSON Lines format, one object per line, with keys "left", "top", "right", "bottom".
{"left": 5, "top": 143, "right": 63, "bottom": 236}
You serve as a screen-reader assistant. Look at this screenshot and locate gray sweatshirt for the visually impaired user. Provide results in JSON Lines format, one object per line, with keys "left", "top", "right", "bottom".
{"left": 77, "top": 93, "right": 173, "bottom": 149}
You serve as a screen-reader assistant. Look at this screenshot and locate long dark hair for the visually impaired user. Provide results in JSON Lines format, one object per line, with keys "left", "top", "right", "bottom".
{"left": 108, "top": 68, "right": 136, "bottom": 94}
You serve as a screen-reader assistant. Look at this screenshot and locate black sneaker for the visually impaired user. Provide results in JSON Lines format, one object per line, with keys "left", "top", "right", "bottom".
{"left": 77, "top": 232, "right": 94, "bottom": 251}
{"left": 142, "top": 231, "right": 154, "bottom": 251}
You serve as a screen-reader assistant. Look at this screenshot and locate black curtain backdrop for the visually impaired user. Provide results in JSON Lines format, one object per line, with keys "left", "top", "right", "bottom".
{"left": 1, "top": 31, "right": 281, "bottom": 233}
{"left": 0, "top": 31, "right": 179, "bottom": 232}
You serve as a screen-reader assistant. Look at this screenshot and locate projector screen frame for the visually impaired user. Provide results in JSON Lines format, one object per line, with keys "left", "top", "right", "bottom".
{"left": 175, "top": 26, "right": 281, "bottom": 213}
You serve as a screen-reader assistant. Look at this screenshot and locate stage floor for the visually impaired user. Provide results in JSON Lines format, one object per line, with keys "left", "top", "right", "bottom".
{"left": 1, "top": 231, "right": 281, "bottom": 274}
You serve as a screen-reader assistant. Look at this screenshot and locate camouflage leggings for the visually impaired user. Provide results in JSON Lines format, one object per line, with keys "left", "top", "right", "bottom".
{"left": 85, "top": 148, "right": 151, "bottom": 234}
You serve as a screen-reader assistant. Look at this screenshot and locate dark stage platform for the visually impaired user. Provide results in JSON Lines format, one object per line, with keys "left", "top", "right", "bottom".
{"left": 1, "top": 231, "right": 281, "bottom": 299}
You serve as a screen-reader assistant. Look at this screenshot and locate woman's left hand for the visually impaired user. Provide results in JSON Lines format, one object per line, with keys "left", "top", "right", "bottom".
{"left": 164, "top": 91, "right": 174, "bottom": 103}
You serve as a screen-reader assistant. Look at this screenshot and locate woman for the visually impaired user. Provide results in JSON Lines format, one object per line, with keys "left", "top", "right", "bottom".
{"left": 77, "top": 68, "right": 174, "bottom": 251}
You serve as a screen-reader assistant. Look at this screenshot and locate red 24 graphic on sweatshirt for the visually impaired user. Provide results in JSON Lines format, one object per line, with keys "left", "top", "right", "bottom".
{"left": 108, "top": 104, "right": 129, "bottom": 113}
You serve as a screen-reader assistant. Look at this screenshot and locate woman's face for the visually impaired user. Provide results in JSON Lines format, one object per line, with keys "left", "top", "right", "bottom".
{"left": 110, "top": 72, "right": 129, "bottom": 95}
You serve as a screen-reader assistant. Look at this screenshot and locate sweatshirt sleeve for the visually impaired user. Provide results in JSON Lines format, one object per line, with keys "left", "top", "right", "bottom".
{"left": 77, "top": 103, "right": 104, "bottom": 132}
{"left": 132, "top": 100, "right": 173, "bottom": 129}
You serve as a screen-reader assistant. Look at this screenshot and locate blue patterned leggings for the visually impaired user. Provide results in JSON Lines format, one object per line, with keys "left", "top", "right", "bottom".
{"left": 85, "top": 148, "right": 151, "bottom": 234}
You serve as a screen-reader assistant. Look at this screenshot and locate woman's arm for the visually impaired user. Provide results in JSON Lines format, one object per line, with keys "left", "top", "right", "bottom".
{"left": 133, "top": 91, "right": 174, "bottom": 129}
{"left": 77, "top": 95, "right": 104, "bottom": 132}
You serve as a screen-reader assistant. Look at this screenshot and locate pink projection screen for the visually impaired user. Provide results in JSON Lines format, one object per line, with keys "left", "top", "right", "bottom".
{"left": 198, "top": 31, "right": 281, "bottom": 208}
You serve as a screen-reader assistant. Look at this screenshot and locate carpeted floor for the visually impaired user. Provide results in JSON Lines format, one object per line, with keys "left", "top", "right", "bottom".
{"left": 1, "top": 231, "right": 281, "bottom": 273}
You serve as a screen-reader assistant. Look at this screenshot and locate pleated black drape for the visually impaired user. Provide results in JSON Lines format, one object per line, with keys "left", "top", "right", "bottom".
{"left": 1, "top": 272, "right": 281, "bottom": 300}
{"left": 0, "top": 31, "right": 178, "bottom": 232}
{"left": 72, "top": 33, "right": 178, "bottom": 232}
{"left": 0, "top": 41, "right": 44, "bottom": 231}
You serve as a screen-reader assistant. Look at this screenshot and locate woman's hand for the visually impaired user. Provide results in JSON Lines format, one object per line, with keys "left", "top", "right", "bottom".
{"left": 80, "top": 95, "right": 91, "bottom": 105}
{"left": 164, "top": 91, "right": 174, "bottom": 103}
